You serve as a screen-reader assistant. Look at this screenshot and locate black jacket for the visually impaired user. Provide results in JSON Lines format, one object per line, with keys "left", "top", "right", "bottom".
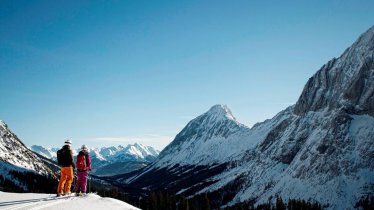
{"left": 59, "top": 145, "right": 75, "bottom": 168}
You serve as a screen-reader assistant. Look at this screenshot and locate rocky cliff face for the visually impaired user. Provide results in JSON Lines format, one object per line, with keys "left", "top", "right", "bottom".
{"left": 294, "top": 26, "right": 374, "bottom": 116}
{"left": 115, "top": 26, "right": 374, "bottom": 210}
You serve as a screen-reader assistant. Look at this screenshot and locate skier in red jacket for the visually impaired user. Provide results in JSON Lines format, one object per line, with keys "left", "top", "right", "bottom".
{"left": 75, "top": 145, "right": 92, "bottom": 195}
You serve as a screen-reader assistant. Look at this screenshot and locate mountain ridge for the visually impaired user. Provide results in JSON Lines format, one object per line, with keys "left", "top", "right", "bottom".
{"left": 294, "top": 25, "right": 374, "bottom": 116}
{"left": 115, "top": 25, "right": 374, "bottom": 210}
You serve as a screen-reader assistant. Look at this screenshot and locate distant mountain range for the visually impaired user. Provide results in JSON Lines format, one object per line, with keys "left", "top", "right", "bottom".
{"left": 113, "top": 26, "right": 374, "bottom": 209}
{"left": 31, "top": 143, "right": 160, "bottom": 176}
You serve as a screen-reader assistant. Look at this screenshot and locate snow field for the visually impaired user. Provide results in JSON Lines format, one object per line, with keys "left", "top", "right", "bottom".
{"left": 0, "top": 191, "right": 139, "bottom": 210}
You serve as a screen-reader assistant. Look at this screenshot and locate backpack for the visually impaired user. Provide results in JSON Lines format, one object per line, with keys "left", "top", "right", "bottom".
{"left": 57, "top": 146, "right": 73, "bottom": 166}
{"left": 76, "top": 154, "right": 87, "bottom": 171}
{"left": 57, "top": 149, "right": 64, "bottom": 165}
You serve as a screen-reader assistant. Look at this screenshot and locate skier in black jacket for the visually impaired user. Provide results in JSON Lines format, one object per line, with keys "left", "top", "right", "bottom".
{"left": 57, "top": 139, "right": 75, "bottom": 196}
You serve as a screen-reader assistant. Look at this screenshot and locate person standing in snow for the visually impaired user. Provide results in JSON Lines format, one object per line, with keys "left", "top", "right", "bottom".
{"left": 56, "top": 139, "right": 75, "bottom": 196}
{"left": 75, "top": 145, "right": 92, "bottom": 195}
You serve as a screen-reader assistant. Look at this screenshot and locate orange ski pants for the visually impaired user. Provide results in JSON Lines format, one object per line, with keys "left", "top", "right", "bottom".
{"left": 57, "top": 167, "right": 74, "bottom": 194}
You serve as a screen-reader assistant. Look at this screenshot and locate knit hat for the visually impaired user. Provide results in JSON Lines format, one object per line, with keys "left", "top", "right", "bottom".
{"left": 64, "top": 139, "right": 72, "bottom": 145}
{"left": 81, "top": 144, "right": 88, "bottom": 151}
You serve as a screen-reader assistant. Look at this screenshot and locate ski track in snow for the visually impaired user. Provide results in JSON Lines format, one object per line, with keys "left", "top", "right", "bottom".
{"left": 0, "top": 192, "right": 139, "bottom": 210}
{"left": 1, "top": 195, "right": 75, "bottom": 210}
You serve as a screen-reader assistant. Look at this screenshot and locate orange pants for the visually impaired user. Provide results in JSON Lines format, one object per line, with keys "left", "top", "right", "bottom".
{"left": 57, "top": 167, "right": 74, "bottom": 194}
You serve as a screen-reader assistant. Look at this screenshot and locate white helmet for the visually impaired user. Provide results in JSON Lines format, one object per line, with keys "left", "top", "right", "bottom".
{"left": 64, "top": 139, "right": 72, "bottom": 145}
{"left": 81, "top": 144, "right": 88, "bottom": 151}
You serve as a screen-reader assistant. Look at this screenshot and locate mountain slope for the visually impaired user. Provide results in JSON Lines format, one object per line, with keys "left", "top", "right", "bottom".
{"left": 294, "top": 25, "right": 374, "bottom": 116}
{"left": 0, "top": 120, "right": 57, "bottom": 192}
{"left": 115, "top": 26, "right": 374, "bottom": 210}
{"left": 156, "top": 104, "right": 254, "bottom": 165}
{"left": 0, "top": 121, "right": 52, "bottom": 174}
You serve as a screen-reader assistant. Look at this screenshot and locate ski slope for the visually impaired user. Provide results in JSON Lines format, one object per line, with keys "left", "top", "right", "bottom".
{"left": 0, "top": 191, "right": 139, "bottom": 210}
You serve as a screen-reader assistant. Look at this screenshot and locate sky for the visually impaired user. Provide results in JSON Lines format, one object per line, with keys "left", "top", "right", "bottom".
{"left": 1, "top": 0, "right": 373, "bottom": 150}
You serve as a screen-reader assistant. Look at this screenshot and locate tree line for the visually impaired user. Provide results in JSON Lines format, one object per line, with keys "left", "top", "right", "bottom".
{"left": 0, "top": 171, "right": 57, "bottom": 193}
{"left": 2, "top": 171, "right": 373, "bottom": 210}
{"left": 355, "top": 195, "right": 374, "bottom": 210}
{"left": 93, "top": 188, "right": 325, "bottom": 210}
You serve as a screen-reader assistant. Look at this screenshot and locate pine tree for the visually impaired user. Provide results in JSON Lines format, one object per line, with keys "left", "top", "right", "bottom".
{"left": 201, "top": 193, "right": 211, "bottom": 210}
{"left": 158, "top": 191, "right": 167, "bottom": 210}
{"left": 150, "top": 192, "right": 158, "bottom": 210}
{"left": 275, "top": 196, "right": 286, "bottom": 210}
{"left": 179, "top": 196, "right": 189, "bottom": 210}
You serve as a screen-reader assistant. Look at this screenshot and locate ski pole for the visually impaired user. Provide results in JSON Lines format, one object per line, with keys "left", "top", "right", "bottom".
{"left": 88, "top": 174, "right": 91, "bottom": 193}
{"left": 73, "top": 170, "right": 77, "bottom": 193}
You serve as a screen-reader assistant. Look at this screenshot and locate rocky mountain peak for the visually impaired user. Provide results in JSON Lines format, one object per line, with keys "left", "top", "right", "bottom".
{"left": 353, "top": 25, "right": 374, "bottom": 49}
{"left": 294, "top": 25, "right": 374, "bottom": 116}
{"left": 206, "top": 104, "right": 237, "bottom": 122}
{"left": 157, "top": 104, "right": 249, "bottom": 160}
{"left": 0, "top": 120, "right": 8, "bottom": 130}
{"left": 181, "top": 104, "right": 245, "bottom": 137}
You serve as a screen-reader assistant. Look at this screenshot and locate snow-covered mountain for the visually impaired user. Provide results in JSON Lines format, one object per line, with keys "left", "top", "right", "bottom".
{"left": 31, "top": 143, "right": 160, "bottom": 176}
{"left": 31, "top": 145, "right": 59, "bottom": 160}
{"left": 157, "top": 104, "right": 254, "bottom": 165}
{"left": 0, "top": 120, "right": 57, "bottom": 192}
{"left": 113, "top": 143, "right": 159, "bottom": 162}
{"left": 115, "top": 26, "right": 374, "bottom": 209}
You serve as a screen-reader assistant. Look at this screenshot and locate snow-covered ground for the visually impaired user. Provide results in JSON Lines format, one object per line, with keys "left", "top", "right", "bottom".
{"left": 0, "top": 191, "right": 139, "bottom": 210}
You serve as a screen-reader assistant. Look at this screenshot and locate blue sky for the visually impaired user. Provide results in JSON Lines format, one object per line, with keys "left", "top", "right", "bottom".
{"left": 1, "top": 0, "right": 373, "bottom": 150}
